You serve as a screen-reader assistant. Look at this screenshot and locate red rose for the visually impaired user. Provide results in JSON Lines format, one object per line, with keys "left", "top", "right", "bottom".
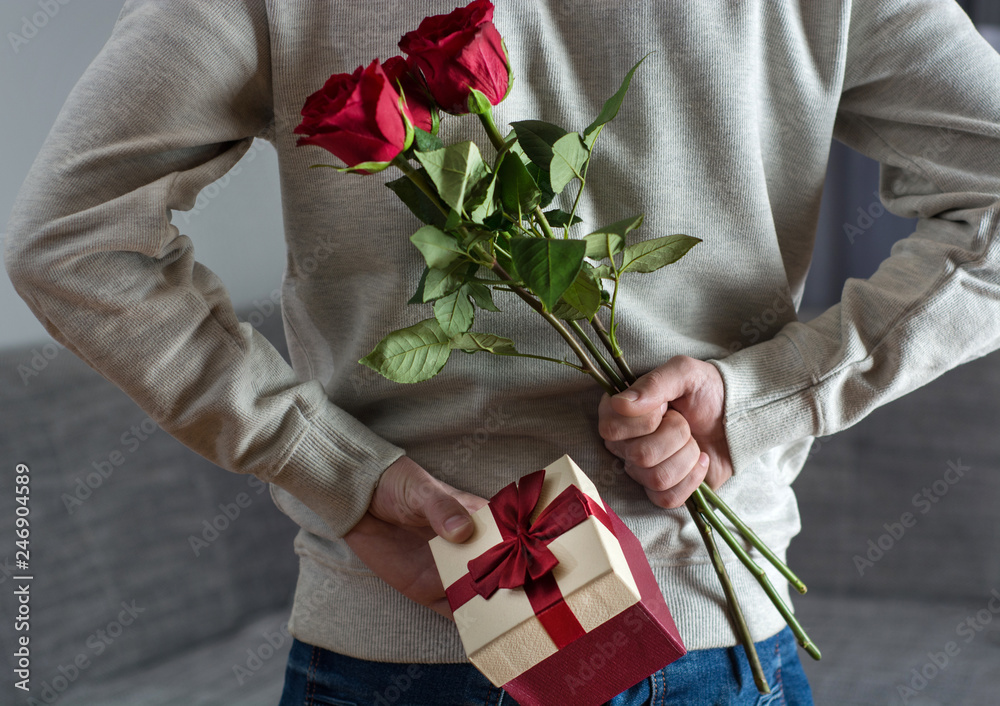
{"left": 294, "top": 59, "right": 413, "bottom": 169}
{"left": 382, "top": 55, "right": 436, "bottom": 133}
{"left": 398, "top": 0, "right": 510, "bottom": 114}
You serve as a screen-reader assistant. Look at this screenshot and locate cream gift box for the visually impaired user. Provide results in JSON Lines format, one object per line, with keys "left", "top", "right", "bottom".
{"left": 429, "top": 455, "right": 686, "bottom": 706}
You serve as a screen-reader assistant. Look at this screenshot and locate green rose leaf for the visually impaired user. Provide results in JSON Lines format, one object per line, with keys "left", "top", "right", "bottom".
{"left": 410, "top": 225, "right": 465, "bottom": 269}
{"left": 584, "top": 215, "right": 644, "bottom": 259}
{"left": 495, "top": 243, "right": 520, "bottom": 282}
{"left": 408, "top": 267, "right": 429, "bottom": 305}
{"left": 311, "top": 161, "right": 392, "bottom": 175}
{"left": 450, "top": 332, "right": 519, "bottom": 355}
{"left": 386, "top": 172, "right": 447, "bottom": 229}
{"left": 552, "top": 266, "right": 602, "bottom": 320}
{"left": 359, "top": 318, "right": 452, "bottom": 383}
{"left": 434, "top": 288, "right": 475, "bottom": 336}
{"left": 509, "top": 120, "right": 568, "bottom": 171}
{"left": 497, "top": 151, "right": 542, "bottom": 215}
{"left": 621, "top": 234, "right": 702, "bottom": 274}
{"left": 423, "top": 261, "right": 478, "bottom": 301}
{"left": 415, "top": 142, "right": 488, "bottom": 214}
{"left": 549, "top": 132, "right": 590, "bottom": 194}
{"left": 466, "top": 167, "right": 500, "bottom": 224}
{"left": 591, "top": 264, "right": 615, "bottom": 280}
{"left": 412, "top": 127, "right": 444, "bottom": 153}
{"left": 510, "top": 237, "right": 586, "bottom": 311}
{"left": 467, "top": 281, "right": 501, "bottom": 311}
{"left": 544, "top": 209, "right": 583, "bottom": 228}
{"left": 583, "top": 53, "right": 651, "bottom": 148}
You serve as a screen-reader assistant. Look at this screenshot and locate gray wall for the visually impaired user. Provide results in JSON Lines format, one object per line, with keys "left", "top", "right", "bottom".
{"left": 1, "top": 0, "right": 285, "bottom": 350}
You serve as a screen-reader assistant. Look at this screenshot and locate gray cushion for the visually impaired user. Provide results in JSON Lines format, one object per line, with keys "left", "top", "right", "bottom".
{"left": 0, "top": 312, "right": 299, "bottom": 705}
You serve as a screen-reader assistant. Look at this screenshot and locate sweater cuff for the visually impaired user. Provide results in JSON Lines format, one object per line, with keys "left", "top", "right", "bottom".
{"left": 271, "top": 400, "right": 405, "bottom": 538}
{"left": 708, "top": 331, "right": 822, "bottom": 474}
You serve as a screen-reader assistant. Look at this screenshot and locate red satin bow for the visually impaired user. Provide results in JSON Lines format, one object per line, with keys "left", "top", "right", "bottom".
{"left": 445, "top": 467, "right": 616, "bottom": 650}
{"left": 466, "top": 469, "right": 604, "bottom": 599}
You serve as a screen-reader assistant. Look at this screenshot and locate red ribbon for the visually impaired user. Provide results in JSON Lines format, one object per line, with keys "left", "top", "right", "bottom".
{"left": 445, "top": 469, "right": 615, "bottom": 649}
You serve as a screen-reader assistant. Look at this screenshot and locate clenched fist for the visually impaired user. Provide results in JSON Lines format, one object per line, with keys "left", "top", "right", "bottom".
{"left": 599, "top": 356, "right": 733, "bottom": 508}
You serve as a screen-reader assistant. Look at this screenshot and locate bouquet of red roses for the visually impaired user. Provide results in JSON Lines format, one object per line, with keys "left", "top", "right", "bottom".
{"left": 295, "top": 0, "right": 819, "bottom": 697}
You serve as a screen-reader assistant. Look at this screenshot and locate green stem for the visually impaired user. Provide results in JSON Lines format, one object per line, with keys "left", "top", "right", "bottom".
{"left": 699, "top": 484, "right": 808, "bottom": 595}
{"left": 590, "top": 316, "right": 635, "bottom": 384}
{"left": 510, "top": 353, "right": 588, "bottom": 373}
{"left": 685, "top": 498, "right": 770, "bottom": 695}
{"left": 477, "top": 108, "right": 507, "bottom": 152}
{"left": 692, "top": 490, "right": 822, "bottom": 662}
{"left": 533, "top": 206, "right": 557, "bottom": 240}
{"left": 491, "top": 261, "right": 616, "bottom": 395}
{"left": 567, "top": 320, "right": 627, "bottom": 392}
{"left": 563, "top": 157, "right": 591, "bottom": 237}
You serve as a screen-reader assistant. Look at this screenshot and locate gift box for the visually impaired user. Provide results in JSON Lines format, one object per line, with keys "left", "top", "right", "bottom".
{"left": 429, "top": 455, "right": 686, "bottom": 706}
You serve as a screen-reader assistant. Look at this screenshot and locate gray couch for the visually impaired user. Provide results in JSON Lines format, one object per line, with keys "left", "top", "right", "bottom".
{"left": 2, "top": 308, "right": 998, "bottom": 705}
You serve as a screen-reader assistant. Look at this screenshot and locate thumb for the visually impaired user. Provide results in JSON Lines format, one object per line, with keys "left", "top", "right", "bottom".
{"left": 610, "top": 359, "right": 695, "bottom": 417}
{"left": 371, "top": 457, "right": 477, "bottom": 543}
{"left": 420, "top": 486, "right": 477, "bottom": 544}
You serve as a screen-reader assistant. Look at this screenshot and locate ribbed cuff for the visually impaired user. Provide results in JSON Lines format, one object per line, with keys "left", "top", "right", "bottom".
{"left": 709, "top": 332, "right": 821, "bottom": 474}
{"left": 271, "top": 399, "right": 405, "bottom": 538}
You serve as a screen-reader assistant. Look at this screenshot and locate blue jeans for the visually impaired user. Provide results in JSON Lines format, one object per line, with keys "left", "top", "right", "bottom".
{"left": 279, "top": 626, "right": 813, "bottom": 705}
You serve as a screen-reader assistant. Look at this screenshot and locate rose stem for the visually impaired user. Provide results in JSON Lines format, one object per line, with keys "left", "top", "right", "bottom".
{"left": 692, "top": 489, "right": 822, "bottom": 661}
{"left": 490, "top": 261, "right": 617, "bottom": 396}
{"left": 699, "top": 484, "right": 808, "bottom": 595}
{"left": 590, "top": 316, "right": 636, "bottom": 384}
{"left": 566, "top": 320, "right": 627, "bottom": 392}
{"left": 478, "top": 98, "right": 796, "bottom": 677}
{"left": 686, "top": 496, "right": 771, "bottom": 695}
{"left": 586, "top": 319, "right": 768, "bottom": 686}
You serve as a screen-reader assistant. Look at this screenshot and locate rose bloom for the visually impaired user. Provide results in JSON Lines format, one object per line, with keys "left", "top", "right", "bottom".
{"left": 398, "top": 0, "right": 510, "bottom": 114}
{"left": 294, "top": 59, "right": 417, "bottom": 169}
{"left": 381, "top": 55, "right": 436, "bottom": 133}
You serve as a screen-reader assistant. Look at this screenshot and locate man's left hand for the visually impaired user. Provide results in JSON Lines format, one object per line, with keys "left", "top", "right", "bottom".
{"left": 598, "top": 355, "right": 733, "bottom": 508}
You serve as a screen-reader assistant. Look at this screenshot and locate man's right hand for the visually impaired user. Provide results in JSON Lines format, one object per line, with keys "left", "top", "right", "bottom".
{"left": 343, "top": 456, "right": 488, "bottom": 619}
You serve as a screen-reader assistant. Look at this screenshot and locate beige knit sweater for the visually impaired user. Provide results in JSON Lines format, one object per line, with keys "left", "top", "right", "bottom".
{"left": 6, "top": 0, "right": 1000, "bottom": 660}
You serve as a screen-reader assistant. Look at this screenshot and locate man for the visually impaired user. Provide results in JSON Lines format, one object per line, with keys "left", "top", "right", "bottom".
{"left": 6, "top": 1, "right": 999, "bottom": 703}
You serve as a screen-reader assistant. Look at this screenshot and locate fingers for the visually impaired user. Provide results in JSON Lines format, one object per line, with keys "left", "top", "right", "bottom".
{"left": 598, "top": 357, "right": 716, "bottom": 508}
{"left": 610, "top": 417, "right": 710, "bottom": 508}
{"left": 607, "top": 360, "right": 695, "bottom": 418}
{"left": 643, "top": 451, "right": 710, "bottom": 509}
{"left": 370, "top": 456, "right": 489, "bottom": 544}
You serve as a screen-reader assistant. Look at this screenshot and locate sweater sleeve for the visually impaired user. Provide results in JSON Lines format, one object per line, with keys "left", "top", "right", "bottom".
{"left": 711, "top": 0, "right": 1000, "bottom": 471}
{"left": 3, "top": 0, "right": 403, "bottom": 537}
